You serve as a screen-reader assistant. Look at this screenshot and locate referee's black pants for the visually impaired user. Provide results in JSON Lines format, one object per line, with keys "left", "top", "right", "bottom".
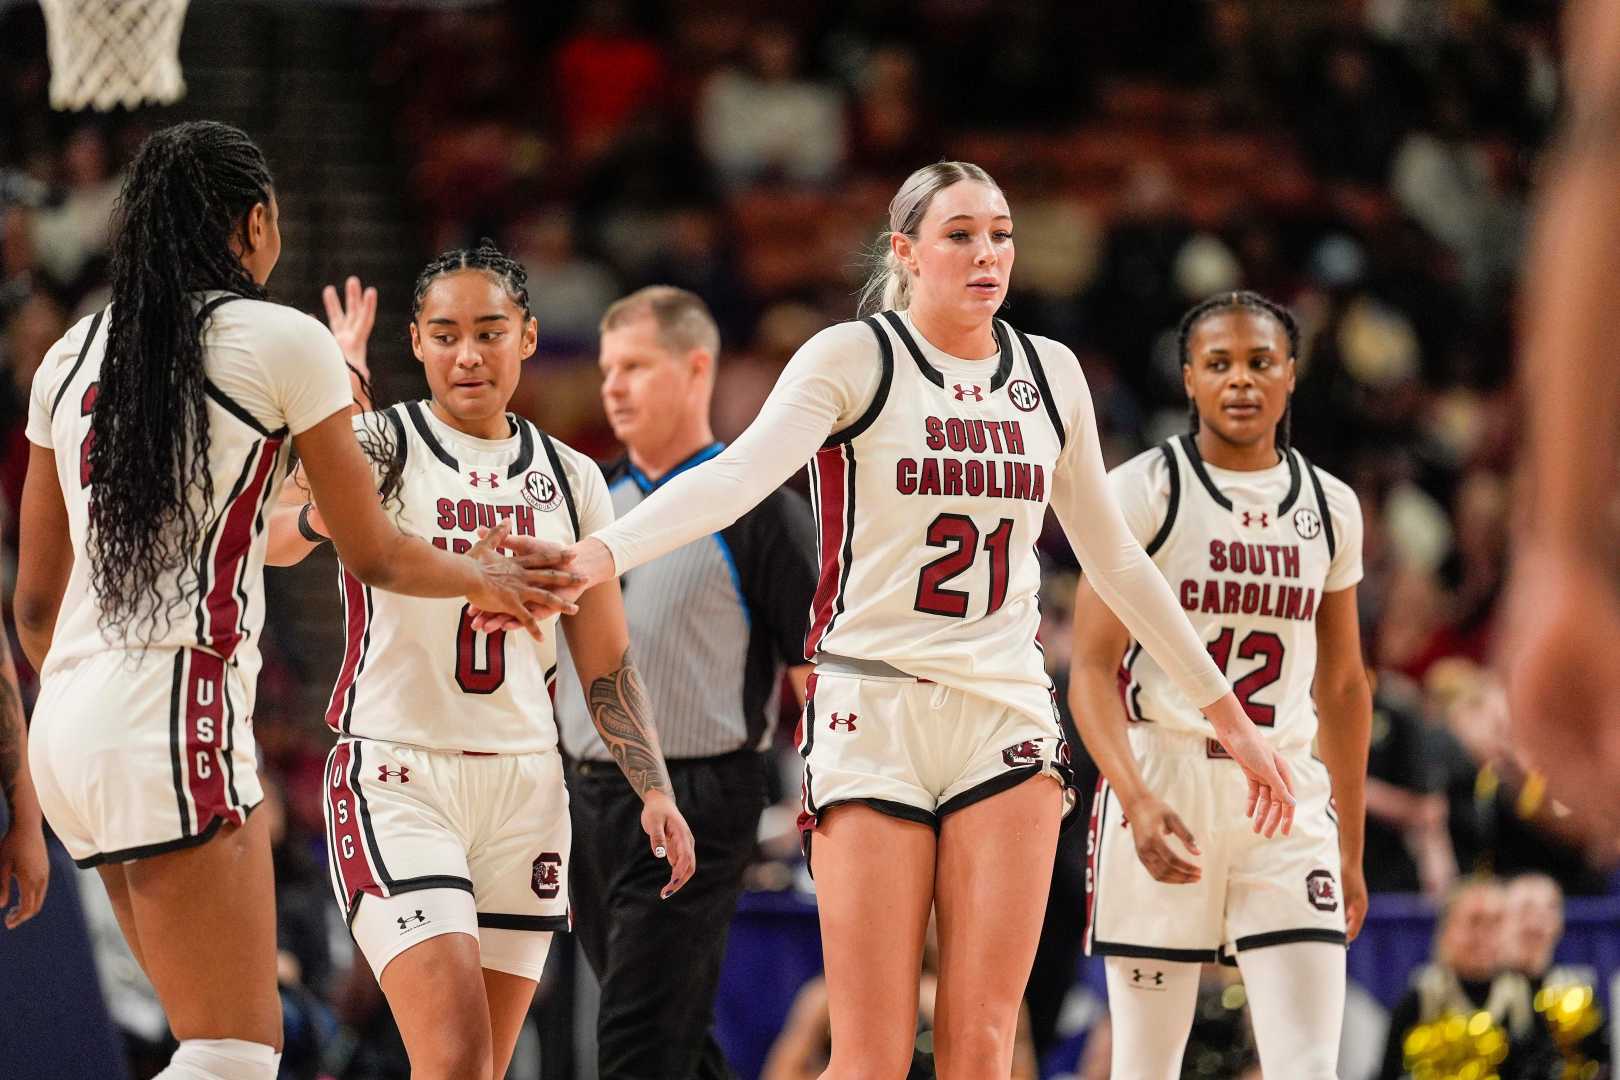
{"left": 568, "top": 750, "right": 767, "bottom": 1080}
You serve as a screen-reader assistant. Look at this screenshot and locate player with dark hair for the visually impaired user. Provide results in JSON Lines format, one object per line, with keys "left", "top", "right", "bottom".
{"left": 483, "top": 163, "right": 1295, "bottom": 1077}
{"left": 12, "top": 122, "right": 576, "bottom": 1080}
{"left": 268, "top": 244, "right": 695, "bottom": 1080}
{"left": 1070, "top": 291, "right": 1371, "bottom": 1079}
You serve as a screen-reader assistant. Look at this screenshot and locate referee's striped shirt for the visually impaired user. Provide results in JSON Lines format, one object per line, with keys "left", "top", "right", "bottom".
{"left": 555, "top": 443, "right": 818, "bottom": 761}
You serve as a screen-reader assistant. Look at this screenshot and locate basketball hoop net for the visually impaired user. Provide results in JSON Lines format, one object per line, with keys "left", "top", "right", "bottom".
{"left": 39, "top": 0, "right": 190, "bottom": 112}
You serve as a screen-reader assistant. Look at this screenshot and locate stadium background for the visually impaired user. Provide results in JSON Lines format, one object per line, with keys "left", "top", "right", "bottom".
{"left": 0, "top": 1, "right": 1615, "bottom": 1078}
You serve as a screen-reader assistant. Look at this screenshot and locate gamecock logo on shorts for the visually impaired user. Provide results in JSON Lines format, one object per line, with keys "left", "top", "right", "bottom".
{"left": 1007, "top": 379, "right": 1041, "bottom": 412}
{"left": 522, "top": 470, "right": 563, "bottom": 512}
{"left": 1001, "top": 739, "right": 1044, "bottom": 768}
{"left": 1306, "top": 868, "right": 1338, "bottom": 912}
{"left": 531, "top": 852, "right": 562, "bottom": 900}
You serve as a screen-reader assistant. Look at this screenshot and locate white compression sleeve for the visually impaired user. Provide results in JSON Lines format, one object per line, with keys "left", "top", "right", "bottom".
{"left": 1103, "top": 956, "right": 1202, "bottom": 1080}
{"left": 1233, "top": 941, "right": 1347, "bottom": 1079}
{"left": 1047, "top": 367, "right": 1228, "bottom": 709}
{"left": 592, "top": 321, "right": 877, "bottom": 575}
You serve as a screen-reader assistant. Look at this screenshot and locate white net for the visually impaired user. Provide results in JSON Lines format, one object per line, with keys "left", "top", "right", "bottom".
{"left": 39, "top": 0, "right": 190, "bottom": 112}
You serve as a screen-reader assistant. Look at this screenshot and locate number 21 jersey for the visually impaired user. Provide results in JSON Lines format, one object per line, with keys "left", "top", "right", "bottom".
{"left": 806, "top": 311, "right": 1068, "bottom": 723}
{"left": 325, "top": 402, "right": 613, "bottom": 753}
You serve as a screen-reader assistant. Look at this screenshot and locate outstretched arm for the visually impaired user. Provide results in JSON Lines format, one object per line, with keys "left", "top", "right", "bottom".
{"left": 561, "top": 578, "right": 696, "bottom": 897}
{"left": 565, "top": 322, "right": 873, "bottom": 589}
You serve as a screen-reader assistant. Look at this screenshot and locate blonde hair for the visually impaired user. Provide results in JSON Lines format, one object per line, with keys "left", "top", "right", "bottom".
{"left": 599, "top": 284, "right": 721, "bottom": 360}
{"left": 857, "top": 161, "right": 1003, "bottom": 316}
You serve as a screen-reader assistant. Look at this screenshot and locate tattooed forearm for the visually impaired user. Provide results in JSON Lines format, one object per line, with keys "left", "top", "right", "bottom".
{"left": 587, "top": 648, "right": 671, "bottom": 798}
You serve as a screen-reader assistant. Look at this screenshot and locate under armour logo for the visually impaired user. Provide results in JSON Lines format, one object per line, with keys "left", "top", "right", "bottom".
{"left": 1131, "top": 968, "right": 1165, "bottom": 986}
{"left": 827, "top": 712, "right": 858, "bottom": 732}
{"left": 378, "top": 765, "right": 410, "bottom": 783}
{"left": 953, "top": 384, "right": 983, "bottom": 402}
{"left": 397, "top": 910, "right": 428, "bottom": 932}
{"left": 1241, "top": 511, "right": 1269, "bottom": 528}
{"left": 468, "top": 471, "right": 499, "bottom": 488}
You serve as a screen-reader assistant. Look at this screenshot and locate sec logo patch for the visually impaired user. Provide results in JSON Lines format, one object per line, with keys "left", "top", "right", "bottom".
{"left": 1007, "top": 379, "right": 1041, "bottom": 412}
{"left": 1292, "top": 507, "right": 1322, "bottom": 540}
{"left": 523, "top": 470, "right": 563, "bottom": 512}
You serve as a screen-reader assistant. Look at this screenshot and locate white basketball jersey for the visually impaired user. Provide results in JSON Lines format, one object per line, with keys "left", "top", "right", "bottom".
{"left": 325, "top": 401, "right": 611, "bottom": 754}
{"left": 1113, "top": 436, "right": 1363, "bottom": 751}
{"left": 806, "top": 311, "right": 1067, "bottom": 721}
{"left": 26, "top": 296, "right": 352, "bottom": 695}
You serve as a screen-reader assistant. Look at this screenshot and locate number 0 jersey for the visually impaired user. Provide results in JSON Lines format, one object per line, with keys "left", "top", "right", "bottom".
{"left": 325, "top": 402, "right": 612, "bottom": 754}
{"left": 1111, "top": 437, "right": 1363, "bottom": 751}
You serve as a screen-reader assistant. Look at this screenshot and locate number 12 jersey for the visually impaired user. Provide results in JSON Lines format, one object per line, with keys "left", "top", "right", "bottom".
{"left": 1110, "top": 436, "right": 1363, "bottom": 751}
{"left": 325, "top": 402, "right": 613, "bottom": 754}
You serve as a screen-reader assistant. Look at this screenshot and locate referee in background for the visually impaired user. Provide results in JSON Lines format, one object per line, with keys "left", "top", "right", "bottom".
{"left": 555, "top": 286, "right": 816, "bottom": 1080}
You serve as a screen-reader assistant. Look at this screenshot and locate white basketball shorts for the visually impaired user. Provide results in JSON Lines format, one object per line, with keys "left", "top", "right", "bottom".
{"left": 1085, "top": 725, "right": 1346, "bottom": 963}
{"left": 30, "top": 647, "right": 261, "bottom": 868}
{"left": 323, "top": 737, "right": 570, "bottom": 980}
{"left": 795, "top": 664, "right": 1073, "bottom": 843}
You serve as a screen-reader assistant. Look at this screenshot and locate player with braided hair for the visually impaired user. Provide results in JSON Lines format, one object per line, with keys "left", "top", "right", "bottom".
{"left": 1070, "top": 290, "right": 1371, "bottom": 1079}
{"left": 268, "top": 242, "right": 694, "bottom": 1080}
{"left": 13, "top": 123, "right": 580, "bottom": 1080}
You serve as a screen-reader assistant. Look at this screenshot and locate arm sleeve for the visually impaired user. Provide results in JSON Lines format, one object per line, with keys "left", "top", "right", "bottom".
{"left": 1045, "top": 347, "right": 1228, "bottom": 709}
{"left": 264, "top": 312, "right": 355, "bottom": 436}
{"left": 592, "top": 321, "right": 878, "bottom": 574}
{"left": 729, "top": 489, "right": 819, "bottom": 665}
{"left": 1322, "top": 476, "right": 1366, "bottom": 592}
{"left": 570, "top": 455, "right": 617, "bottom": 536}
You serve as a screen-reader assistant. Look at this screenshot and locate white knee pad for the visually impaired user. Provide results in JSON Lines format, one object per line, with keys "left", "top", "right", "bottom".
{"left": 156, "top": 1039, "right": 280, "bottom": 1080}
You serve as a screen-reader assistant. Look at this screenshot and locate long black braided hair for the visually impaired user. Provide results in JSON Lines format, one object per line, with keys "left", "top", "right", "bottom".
{"left": 1176, "top": 289, "right": 1300, "bottom": 456}
{"left": 89, "top": 121, "right": 273, "bottom": 641}
{"left": 355, "top": 238, "right": 534, "bottom": 505}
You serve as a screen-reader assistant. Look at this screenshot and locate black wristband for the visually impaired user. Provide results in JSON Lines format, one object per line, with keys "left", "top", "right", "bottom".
{"left": 297, "top": 502, "right": 329, "bottom": 544}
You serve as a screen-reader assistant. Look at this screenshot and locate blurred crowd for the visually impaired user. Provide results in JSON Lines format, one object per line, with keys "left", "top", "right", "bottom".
{"left": 2, "top": 0, "right": 1615, "bottom": 1077}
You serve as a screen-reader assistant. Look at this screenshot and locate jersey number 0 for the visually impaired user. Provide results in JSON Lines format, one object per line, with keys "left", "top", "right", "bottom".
{"left": 455, "top": 603, "right": 507, "bottom": 694}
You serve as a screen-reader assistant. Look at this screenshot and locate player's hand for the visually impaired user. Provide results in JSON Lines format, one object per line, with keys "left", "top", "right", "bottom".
{"left": 1240, "top": 749, "right": 1295, "bottom": 838}
{"left": 1205, "top": 694, "right": 1295, "bottom": 837}
{"left": 322, "top": 275, "right": 378, "bottom": 377}
{"left": 466, "top": 533, "right": 587, "bottom": 634}
{"left": 640, "top": 789, "right": 696, "bottom": 899}
{"left": 465, "top": 523, "right": 581, "bottom": 638}
{"left": 0, "top": 817, "right": 48, "bottom": 930}
{"left": 1340, "top": 861, "right": 1368, "bottom": 942}
{"left": 1122, "top": 794, "right": 1201, "bottom": 884}
{"left": 1503, "top": 547, "right": 1620, "bottom": 835}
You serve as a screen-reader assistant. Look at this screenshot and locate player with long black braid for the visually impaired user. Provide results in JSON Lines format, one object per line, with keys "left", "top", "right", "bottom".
{"left": 13, "top": 121, "right": 579, "bottom": 1080}
{"left": 85, "top": 122, "right": 271, "bottom": 641}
